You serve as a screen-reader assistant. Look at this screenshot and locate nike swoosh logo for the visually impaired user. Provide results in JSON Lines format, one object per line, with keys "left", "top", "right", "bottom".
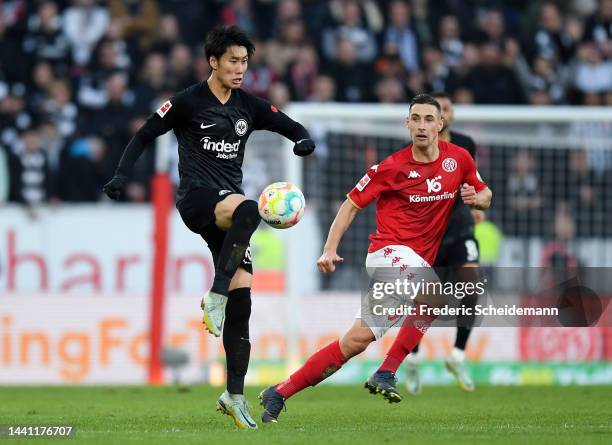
{"left": 201, "top": 123, "right": 216, "bottom": 129}
{"left": 237, "top": 406, "right": 257, "bottom": 427}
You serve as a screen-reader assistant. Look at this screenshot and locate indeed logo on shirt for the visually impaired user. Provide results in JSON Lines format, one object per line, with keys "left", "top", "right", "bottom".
{"left": 200, "top": 137, "right": 240, "bottom": 159}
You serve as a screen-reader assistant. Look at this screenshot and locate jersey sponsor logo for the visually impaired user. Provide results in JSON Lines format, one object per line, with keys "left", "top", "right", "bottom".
{"left": 409, "top": 191, "right": 455, "bottom": 203}
{"left": 218, "top": 190, "right": 232, "bottom": 196}
{"left": 426, "top": 176, "right": 442, "bottom": 193}
{"left": 201, "top": 123, "right": 216, "bottom": 129}
{"left": 156, "top": 100, "right": 172, "bottom": 117}
{"left": 235, "top": 119, "right": 248, "bottom": 136}
{"left": 200, "top": 136, "right": 241, "bottom": 159}
{"left": 408, "top": 170, "right": 420, "bottom": 178}
{"left": 442, "top": 157, "right": 457, "bottom": 172}
{"left": 355, "top": 173, "right": 371, "bottom": 191}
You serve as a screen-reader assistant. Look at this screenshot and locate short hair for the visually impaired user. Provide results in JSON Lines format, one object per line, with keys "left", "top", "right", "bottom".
{"left": 204, "top": 25, "right": 255, "bottom": 62}
{"left": 409, "top": 93, "right": 441, "bottom": 115}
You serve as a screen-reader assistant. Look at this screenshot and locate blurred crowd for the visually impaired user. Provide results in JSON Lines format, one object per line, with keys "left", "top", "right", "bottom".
{"left": 0, "top": 0, "right": 611, "bottom": 208}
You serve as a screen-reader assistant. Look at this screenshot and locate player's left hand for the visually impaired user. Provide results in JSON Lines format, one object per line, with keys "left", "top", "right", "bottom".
{"left": 460, "top": 183, "right": 477, "bottom": 206}
{"left": 103, "top": 174, "right": 128, "bottom": 200}
{"left": 293, "top": 139, "right": 315, "bottom": 156}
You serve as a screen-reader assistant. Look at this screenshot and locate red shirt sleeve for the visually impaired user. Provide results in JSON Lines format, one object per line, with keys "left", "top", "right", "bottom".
{"left": 461, "top": 150, "right": 487, "bottom": 192}
{"left": 347, "top": 161, "right": 393, "bottom": 208}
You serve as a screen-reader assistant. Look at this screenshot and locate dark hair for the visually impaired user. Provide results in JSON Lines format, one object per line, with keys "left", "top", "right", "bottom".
{"left": 409, "top": 93, "right": 441, "bottom": 114}
{"left": 204, "top": 25, "right": 255, "bottom": 62}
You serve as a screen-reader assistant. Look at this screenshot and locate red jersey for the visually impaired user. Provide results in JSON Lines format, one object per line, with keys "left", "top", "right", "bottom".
{"left": 347, "top": 140, "right": 488, "bottom": 265}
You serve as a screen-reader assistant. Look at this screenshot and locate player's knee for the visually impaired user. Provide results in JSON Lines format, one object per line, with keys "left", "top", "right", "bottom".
{"left": 233, "top": 200, "right": 261, "bottom": 228}
{"left": 225, "top": 288, "right": 252, "bottom": 326}
{"left": 340, "top": 333, "right": 371, "bottom": 358}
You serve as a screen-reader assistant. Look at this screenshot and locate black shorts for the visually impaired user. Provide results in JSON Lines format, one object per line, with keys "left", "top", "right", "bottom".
{"left": 435, "top": 237, "right": 479, "bottom": 268}
{"left": 176, "top": 187, "right": 253, "bottom": 274}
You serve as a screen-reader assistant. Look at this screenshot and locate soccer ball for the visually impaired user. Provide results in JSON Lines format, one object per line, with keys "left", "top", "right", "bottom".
{"left": 258, "top": 182, "right": 305, "bottom": 229}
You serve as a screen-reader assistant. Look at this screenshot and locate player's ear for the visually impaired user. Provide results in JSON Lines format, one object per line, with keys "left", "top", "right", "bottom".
{"left": 210, "top": 56, "right": 218, "bottom": 71}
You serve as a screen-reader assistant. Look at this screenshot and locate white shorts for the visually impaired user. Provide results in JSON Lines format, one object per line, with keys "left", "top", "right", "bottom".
{"left": 356, "top": 245, "right": 439, "bottom": 340}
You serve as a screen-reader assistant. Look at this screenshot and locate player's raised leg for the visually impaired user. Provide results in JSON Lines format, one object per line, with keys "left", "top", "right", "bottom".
{"left": 216, "top": 266, "right": 258, "bottom": 429}
{"left": 202, "top": 194, "right": 261, "bottom": 337}
{"left": 260, "top": 321, "right": 375, "bottom": 423}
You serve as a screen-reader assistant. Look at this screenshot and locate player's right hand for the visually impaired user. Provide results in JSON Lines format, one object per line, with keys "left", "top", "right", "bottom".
{"left": 103, "top": 174, "right": 128, "bottom": 200}
{"left": 317, "top": 250, "right": 344, "bottom": 273}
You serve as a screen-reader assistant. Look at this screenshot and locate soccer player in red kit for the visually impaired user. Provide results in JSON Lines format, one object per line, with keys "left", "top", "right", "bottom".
{"left": 259, "top": 94, "right": 492, "bottom": 422}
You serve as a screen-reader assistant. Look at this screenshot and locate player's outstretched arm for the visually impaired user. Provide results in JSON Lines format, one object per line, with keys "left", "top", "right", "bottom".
{"left": 460, "top": 183, "right": 492, "bottom": 210}
{"left": 317, "top": 199, "right": 361, "bottom": 273}
{"left": 251, "top": 97, "right": 315, "bottom": 156}
{"left": 103, "top": 102, "right": 181, "bottom": 200}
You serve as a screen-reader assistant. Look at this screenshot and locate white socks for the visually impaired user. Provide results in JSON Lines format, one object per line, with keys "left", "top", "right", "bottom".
{"left": 450, "top": 347, "right": 465, "bottom": 362}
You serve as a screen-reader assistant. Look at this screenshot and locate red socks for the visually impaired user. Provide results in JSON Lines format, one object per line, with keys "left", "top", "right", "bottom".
{"left": 275, "top": 340, "right": 347, "bottom": 399}
{"left": 378, "top": 302, "right": 437, "bottom": 374}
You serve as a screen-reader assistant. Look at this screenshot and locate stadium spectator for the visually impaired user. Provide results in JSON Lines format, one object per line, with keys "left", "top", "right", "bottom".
{"left": 528, "top": 2, "right": 579, "bottom": 64}
{"left": 284, "top": 44, "right": 319, "bottom": 101}
{"left": 108, "top": 0, "right": 159, "bottom": 51}
{"left": 0, "top": 91, "right": 32, "bottom": 151}
{"left": 382, "top": 0, "right": 421, "bottom": 72}
{"left": 58, "top": 136, "right": 106, "bottom": 202}
{"left": 572, "top": 41, "right": 612, "bottom": 101}
{"left": 27, "top": 61, "right": 56, "bottom": 112}
{"left": 321, "top": 0, "right": 379, "bottom": 63}
{"left": 326, "top": 36, "right": 373, "bottom": 102}
{"left": 42, "top": 79, "right": 78, "bottom": 138}
{"left": 150, "top": 13, "right": 182, "bottom": 55}
{"left": 132, "top": 52, "right": 167, "bottom": 113}
{"left": 308, "top": 75, "right": 336, "bottom": 102}
{"left": 220, "top": 0, "right": 257, "bottom": 38}
{"left": 63, "top": 0, "right": 110, "bottom": 67}
{"left": 437, "top": 14, "right": 464, "bottom": 67}
{"left": 506, "top": 151, "right": 543, "bottom": 235}
{"left": 582, "top": 0, "right": 612, "bottom": 58}
{"left": 463, "top": 41, "right": 526, "bottom": 104}
{"left": 85, "top": 72, "right": 135, "bottom": 177}
{"left": 9, "top": 129, "right": 52, "bottom": 206}
{"left": 374, "top": 77, "right": 406, "bottom": 103}
{"left": 422, "top": 46, "right": 460, "bottom": 94}
{"left": 268, "top": 81, "right": 291, "bottom": 109}
{"left": 168, "top": 43, "right": 196, "bottom": 91}
{"left": 563, "top": 150, "right": 606, "bottom": 236}
{"left": 22, "top": 1, "right": 71, "bottom": 76}
{"left": 76, "top": 38, "right": 130, "bottom": 110}
{"left": 242, "top": 39, "right": 277, "bottom": 99}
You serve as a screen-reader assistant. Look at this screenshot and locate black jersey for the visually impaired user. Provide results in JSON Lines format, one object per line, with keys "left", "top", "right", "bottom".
{"left": 439, "top": 131, "right": 478, "bottom": 247}
{"left": 118, "top": 81, "right": 309, "bottom": 200}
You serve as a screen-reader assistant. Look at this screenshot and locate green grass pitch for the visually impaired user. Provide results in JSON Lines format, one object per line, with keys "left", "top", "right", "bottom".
{"left": 1, "top": 385, "right": 611, "bottom": 444}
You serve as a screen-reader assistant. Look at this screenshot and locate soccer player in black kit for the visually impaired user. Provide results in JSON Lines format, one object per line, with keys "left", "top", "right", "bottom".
{"left": 103, "top": 26, "right": 315, "bottom": 430}
{"left": 404, "top": 92, "right": 482, "bottom": 395}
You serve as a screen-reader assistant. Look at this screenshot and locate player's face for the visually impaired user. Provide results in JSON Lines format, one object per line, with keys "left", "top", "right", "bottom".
{"left": 435, "top": 96, "right": 454, "bottom": 131}
{"left": 407, "top": 104, "right": 443, "bottom": 149}
{"left": 210, "top": 45, "right": 249, "bottom": 89}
